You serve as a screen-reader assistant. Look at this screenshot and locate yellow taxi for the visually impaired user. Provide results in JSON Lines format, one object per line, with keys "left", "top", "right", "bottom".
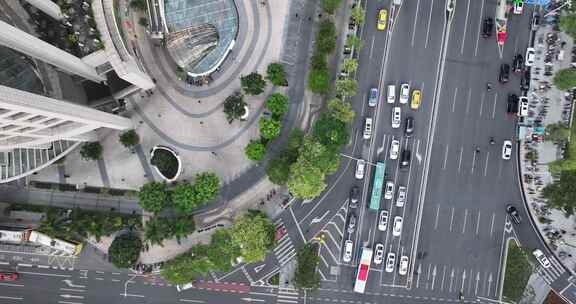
{"left": 377, "top": 9, "right": 388, "bottom": 31}
{"left": 410, "top": 90, "right": 421, "bottom": 110}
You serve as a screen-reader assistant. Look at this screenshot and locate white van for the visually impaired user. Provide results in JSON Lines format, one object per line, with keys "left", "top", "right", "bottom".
{"left": 518, "top": 96, "right": 529, "bottom": 117}
{"left": 363, "top": 118, "right": 373, "bottom": 139}
{"left": 387, "top": 85, "right": 396, "bottom": 104}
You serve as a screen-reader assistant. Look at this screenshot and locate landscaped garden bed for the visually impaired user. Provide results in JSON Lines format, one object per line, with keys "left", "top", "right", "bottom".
{"left": 150, "top": 146, "right": 182, "bottom": 182}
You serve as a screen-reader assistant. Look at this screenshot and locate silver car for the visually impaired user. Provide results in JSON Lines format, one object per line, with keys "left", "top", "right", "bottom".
{"left": 374, "top": 243, "right": 385, "bottom": 265}
{"left": 368, "top": 88, "right": 378, "bottom": 107}
{"left": 399, "top": 83, "right": 410, "bottom": 104}
{"left": 378, "top": 210, "right": 389, "bottom": 231}
{"left": 385, "top": 252, "right": 396, "bottom": 273}
{"left": 396, "top": 186, "right": 407, "bottom": 207}
{"left": 392, "top": 107, "right": 401, "bottom": 128}
{"left": 384, "top": 181, "right": 395, "bottom": 200}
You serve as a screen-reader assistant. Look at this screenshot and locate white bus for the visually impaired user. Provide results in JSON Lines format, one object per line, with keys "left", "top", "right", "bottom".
{"left": 353, "top": 247, "right": 373, "bottom": 294}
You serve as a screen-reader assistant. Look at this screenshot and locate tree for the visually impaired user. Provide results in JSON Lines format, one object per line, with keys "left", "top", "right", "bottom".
{"left": 80, "top": 142, "right": 103, "bottom": 161}
{"left": 223, "top": 93, "right": 247, "bottom": 123}
{"left": 207, "top": 229, "right": 241, "bottom": 272}
{"left": 298, "top": 137, "right": 340, "bottom": 174}
{"left": 266, "top": 156, "right": 292, "bottom": 185}
{"left": 350, "top": 6, "right": 365, "bottom": 25}
{"left": 138, "top": 17, "right": 149, "bottom": 27}
{"left": 313, "top": 113, "right": 350, "bottom": 149}
{"left": 172, "top": 182, "right": 197, "bottom": 213}
{"left": 316, "top": 20, "right": 337, "bottom": 54}
{"left": 560, "top": 14, "right": 576, "bottom": 39}
{"left": 169, "top": 216, "right": 196, "bottom": 243}
{"left": 294, "top": 243, "right": 321, "bottom": 290}
{"left": 545, "top": 123, "right": 570, "bottom": 142}
{"left": 310, "top": 53, "right": 327, "bottom": 70}
{"left": 288, "top": 160, "right": 326, "bottom": 199}
{"left": 308, "top": 68, "right": 330, "bottom": 94}
{"left": 144, "top": 216, "right": 195, "bottom": 245}
{"left": 245, "top": 140, "right": 266, "bottom": 161}
{"left": 138, "top": 182, "right": 169, "bottom": 213}
{"left": 327, "top": 98, "right": 355, "bottom": 123}
{"left": 108, "top": 233, "right": 142, "bottom": 268}
{"left": 266, "top": 63, "right": 288, "bottom": 86}
{"left": 553, "top": 68, "right": 576, "bottom": 90}
{"left": 161, "top": 247, "right": 213, "bottom": 284}
{"left": 192, "top": 172, "right": 220, "bottom": 203}
{"left": 543, "top": 170, "right": 576, "bottom": 216}
{"left": 266, "top": 93, "right": 289, "bottom": 117}
{"left": 321, "top": 0, "right": 342, "bottom": 14}
{"left": 241, "top": 72, "right": 266, "bottom": 95}
{"left": 144, "top": 216, "right": 169, "bottom": 246}
{"left": 335, "top": 79, "right": 358, "bottom": 97}
{"left": 342, "top": 58, "right": 358, "bottom": 75}
{"left": 229, "top": 211, "right": 275, "bottom": 263}
{"left": 345, "top": 35, "right": 364, "bottom": 50}
{"left": 150, "top": 149, "right": 179, "bottom": 179}
{"left": 119, "top": 130, "right": 140, "bottom": 150}
{"left": 129, "top": 0, "right": 146, "bottom": 10}
{"left": 259, "top": 117, "right": 282, "bottom": 140}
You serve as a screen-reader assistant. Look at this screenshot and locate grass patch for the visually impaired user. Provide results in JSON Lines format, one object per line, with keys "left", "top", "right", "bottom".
{"left": 503, "top": 240, "right": 533, "bottom": 302}
{"left": 549, "top": 110, "right": 576, "bottom": 173}
{"left": 268, "top": 273, "right": 279, "bottom": 286}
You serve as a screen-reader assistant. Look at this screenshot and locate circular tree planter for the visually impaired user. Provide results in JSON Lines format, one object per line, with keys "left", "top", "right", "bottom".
{"left": 150, "top": 145, "right": 182, "bottom": 182}
{"left": 240, "top": 105, "right": 250, "bottom": 121}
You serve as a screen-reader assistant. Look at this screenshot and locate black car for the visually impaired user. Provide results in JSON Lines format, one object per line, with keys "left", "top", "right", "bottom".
{"left": 404, "top": 117, "right": 414, "bottom": 138}
{"left": 482, "top": 18, "right": 494, "bottom": 38}
{"left": 499, "top": 64, "right": 510, "bottom": 83}
{"left": 513, "top": 54, "right": 524, "bottom": 73}
{"left": 507, "top": 94, "right": 519, "bottom": 115}
{"left": 521, "top": 70, "right": 530, "bottom": 91}
{"left": 506, "top": 205, "right": 522, "bottom": 224}
{"left": 349, "top": 186, "right": 359, "bottom": 208}
{"left": 400, "top": 149, "right": 411, "bottom": 169}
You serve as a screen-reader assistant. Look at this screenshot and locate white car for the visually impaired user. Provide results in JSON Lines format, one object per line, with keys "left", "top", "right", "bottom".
{"left": 355, "top": 159, "right": 366, "bottom": 179}
{"left": 378, "top": 210, "right": 389, "bottom": 231}
{"left": 518, "top": 96, "right": 529, "bottom": 117}
{"left": 389, "top": 139, "right": 400, "bottom": 160}
{"left": 374, "top": 243, "right": 385, "bottom": 265}
{"left": 399, "top": 83, "right": 410, "bottom": 104}
{"left": 343, "top": 240, "right": 353, "bottom": 263}
{"left": 392, "top": 107, "right": 401, "bottom": 128}
{"left": 502, "top": 140, "right": 512, "bottom": 160}
{"left": 393, "top": 216, "right": 403, "bottom": 237}
{"left": 387, "top": 85, "right": 396, "bottom": 104}
{"left": 385, "top": 252, "right": 396, "bottom": 273}
{"left": 513, "top": 1, "right": 524, "bottom": 14}
{"left": 176, "top": 282, "right": 195, "bottom": 292}
{"left": 396, "top": 186, "right": 407, "bottom": 207}
{"left": 532, "top": 249, "right": 551, "bottom": 268}
{"left": 525, "top": 47, "right": 536, "bottom": 67}
{"left": 399, "top": 256, "right": 409, "bottom": 275}
{"left": 384, "top": 181, "right": 395, "bottom": 200}
{"left": 363, "top": 118, "right": 373, "bottom": 139}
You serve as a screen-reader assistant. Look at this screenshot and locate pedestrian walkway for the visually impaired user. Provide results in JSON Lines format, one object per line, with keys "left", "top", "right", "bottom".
{"left": 273, "top": 219, "right": 296, "bottom": 267}
{"left": 276, "top": 287, "right": 299, "bottom": 304}
{"left": 536, "top": 255, "right": 567, "bottom": 285}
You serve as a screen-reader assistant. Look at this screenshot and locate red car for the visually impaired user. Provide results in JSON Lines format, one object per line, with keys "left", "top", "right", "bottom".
{"left": 275, "top": 226, "right": 287, "bottom": 241}
{"left": 0, "top": 272, "right": 18, "bottom": 281}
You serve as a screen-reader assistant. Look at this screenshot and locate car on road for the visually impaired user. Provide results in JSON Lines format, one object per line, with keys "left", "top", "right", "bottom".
{"left": 374, "top": 243, "right": 385, "bottom": 264}
{"left": 349, "top": 186, "right": 359, "bottom": 208}
{"left": 507, "top": 94, "right": 519, "bottom": 115}
{"left": 399, "top": 256, "right": 409, "bottom": 275}
{"left": 502, "top": 140, "right": 512, "bottom": 160}
{"left": 368, "top": 88, "right": 378, "bottom": 107}
{"left": 518, "top": 96, "right": 529, "bottom": 117}
{"left": 387, "top": 85, "right": 396, "bottom": 104}
{"left": 532, "top": 12, "right": 540, "bottom": 30}
{"left": 521, "top": 70, "right": 530, "bottom": 91}
{"left": 513, "top": 0, "right": 524, "bottom": 14}
{"left": 525, "top": 47, "right": 536, "bottom": 67}
{"left": 355, "top": 159, "right": 366, "bottom": 179}
{"left": 400, "top": 149, "right": 411, "bottom": 169}
{"left": 405, "top": 117, "right": 414, "bottom": 137}
{"left": 377, "top": 9, "right": 388, "bottom": 31}
{"left": 513, "top": 54, "right": 524, "bottom": 73}
{"left": 393, "top": 216, "right": 403, "bottom": 237}
{"left": 396, "top": 186, "right": 407, "bottom": 207}
{"left": 385, "top": 252, "right": 396, "bottom": 272}
{"left": 400, "top": 83, "right": 410, "bottom": 104}
{"left": 0, "top": 272, "right": 18, "bottom": 281}
{"left": 410, "top": 90, "right": 422, "bottom": 110}
{"left": 506, "top": 205, "right": 522, "bottom": 224}
{"left": 176, "top": 281, "right": 196, "bottom": 292}
{"left": 392, "top": 107, "right": 401, "bottom": 128}
{"left": 499, "top": 63, "right": 510, "bottom": 83}
{"left": 482, "top": 18, "right": 493, "bottom": 38}
{"left": 384, "top": 181, "right": 395, "bottom": 200}
{"left": 378, "top": 210, "right": 389, "bottom": 231}
{"left": 363, "top": 117, "right": 373, "bottom": 139}
{"left": 343, "top": 240, "right": 353, "bottom": 262}
{"left": 348, "top": 213, "right": 357, "bottom": 233}
{"left": 532, "top": 249, "right": 551, "bottom": 268}
{"left": 390, "top": 139, "right": 400, "bottom": 160}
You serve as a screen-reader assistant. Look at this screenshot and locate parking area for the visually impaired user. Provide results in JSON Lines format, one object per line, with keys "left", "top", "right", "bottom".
{"left": 317, "top": 202, "right": 349, "bottom": 282}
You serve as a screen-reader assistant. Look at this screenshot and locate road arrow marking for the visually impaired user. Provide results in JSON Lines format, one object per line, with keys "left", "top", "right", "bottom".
{"left": 241, "top": 298, "right": 265, "bottom": 302}
{"left": 60, "top": 294, "right": 84, "bottom": 299}
{"left": 487, "top": 273, "right": 493, "bottom": 296}
{"left": 311, "top": 211, "right": 330, "bottom": 224}
{"left": 475, "top": 272, "right": 480, "bottom": 295}
{"left": 254, "top": 264, "right": 265, "bottom": 273}
{"left": 62, "top": 280, "right": 85, "bottom": 289}
{"left": 416, "top": 264, "right": 422, "bottom": 288}
{"left": 461, "top": 270, "right": 467, "bottom": 292}
{"left": 449, "top": 268, "right": 455, "bottom": 292}
{"left": 431, "top": 265, "right": 437, "bottom": 290}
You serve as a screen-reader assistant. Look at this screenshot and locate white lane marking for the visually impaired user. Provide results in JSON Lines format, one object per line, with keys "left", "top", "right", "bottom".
{"left": 449, "top": 207, "right": 455, "bottom": 232}
{"left": 0, "top": 296, "right": 22, "bottom": 300}
{"left": 471, "top": 148, "right": 477, "bottom": 174}
{"left": 411, "top": 0, "right": 422, "bottom": 47}
{"left": 0, "top": 283, "right": 24, "bottom": 287}
{"left": 476, "top": 211, "right": 481, "bottom": 235}
{"left": 424, "top": 0, "right": 434, "bottom": 48}
{"left": 179, "top": 300, "right": 206, "bottom": 303}
{"left": 441, "top": 265, "right": 447, "bottom": 291}
{"left": 17, "top": 264, "right": 32, "bottom": 267}
{"left": 248, "top": 292, "right": 276, "bottom": 297}
{"left": 462, "top": 209, "right": 468, "bottom": 234}
{"left": 479, "top": 91, "right": 485, "bottom": 116}
{"left": 460, "top": 0, "right": 471, "bottom": 54}
{"left": 58, "top": 302, "right": 81, "bottom": 304}
{"left": 120, "top": 293, "right": 145, "bottom": 298}
{"left": 451, "top": 87, "right": 458, "bottom": 113}
{"left": 290, "top": 207, "right": 306, "bottom": 242}
{"left": 60, "top": 288, "right": 84, "bottom": 293}
{"left": 442, "top": 145, "right": 449, "bottom": 170}
{"left": 484, "top": 151, "right": 490, "bottom": 176}
{"left": 62, "top": 280, "right": 85, "bottom": 289}
{"left": 491, "top": 93, "right": 498, "bottom": 119}
{"left": 37, "top": 265, "right": 49, "bottom": 269}
{"left": 18, "top": 271, "right": 71, "bottom": 278}
{"left": 369, "top": 36, "right": 376, "bottom": 60}
{"left": 434, "top": 205, "right": 440, "bottom": 230}
{"left": 458, "top": 146, "right": 463, "bottom": 173}
{"left": 473, "top": 0, "right": 486, "bottom": 57}
{"left": 490, "top": 213, "right": 496, "bottom": 238}
{"left": 0, "top": 262, "right": 8, "bottom": 265}
{"left": 465, "top": 88, "right": 472, "bottom": 115}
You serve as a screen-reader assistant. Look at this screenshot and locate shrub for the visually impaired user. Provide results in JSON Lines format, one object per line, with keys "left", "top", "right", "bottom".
{"left": 259, "top": 117, "right": 282, "bottom": 140}
{"left": 245, "top": 140, "right": 266, "bottom": 161}
{"left": 80, "top": 142, "right": 103, "bottom": 161}
{"left": 241, "top": 72, "right": 266, "bottom": 95}
{"left": 266, "top": 93, "right": 289, "bottom": 117}
{"left": 119, "top": 130, "right": 140, "bottom": 150}
{"left": 223, "top": 92, "right": 247, "bottom": 123}
{"left": 266, "top": 63, "right": 288, "bottom": 86}
{"left": 108, "top": 233, "right": 142, "bottom": 268}
{"left": 138, "top": 182, "right": 170, "bottom": 213}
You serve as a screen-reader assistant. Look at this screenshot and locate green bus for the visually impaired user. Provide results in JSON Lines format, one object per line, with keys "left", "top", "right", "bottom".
{"left": 368, "top": 162, "right": 385, "bottom": 210}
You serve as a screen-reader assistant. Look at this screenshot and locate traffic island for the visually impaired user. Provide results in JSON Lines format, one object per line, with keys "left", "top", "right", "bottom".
{"left": 503, "top": 239, "right": 534, "bottom": 302}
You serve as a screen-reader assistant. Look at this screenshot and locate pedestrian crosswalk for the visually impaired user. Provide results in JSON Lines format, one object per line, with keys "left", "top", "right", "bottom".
{"left": 277, "top": 287, "right": 299, "bottom": 304}
{"left": 536, "top": 255, "right": 566, "bottom": 285}
{"left": 273, "top": 220, "right": 296, "bottom": 267}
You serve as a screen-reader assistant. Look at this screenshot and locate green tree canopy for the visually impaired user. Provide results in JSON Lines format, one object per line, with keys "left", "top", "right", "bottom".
{"left": 543, "top": 170, "right": 576, "bottom": 216}
{"left": 350, "top": 6, "right": 365, "bottom": 25}
{"left": 266, "top": 63, "right": 288, "bottom": 86}
{"left": 207, "top": 229, "right": 241, "bottom": 272}
{"left": 108, "top": 233, "right": 142, "bottom": 268}
{"left": 192, "top": 172, "right": 220, "bottom": 203}
{"left": 119, "top": 130, "right": 140, "bottom": 150}
{"left": 345, "top": 35, "right": 364, "bottom": 50}
{"left": 161, "top": 246, "right": 213, "bottom": 284}
{"left": 229, "top": 211, "right": 275, "bottom": 263}
{"left": 245, "top": 140, "right": 267, "bottom": 161}
{"left": 553, "top": 68, "right": 576, "bottom": 90}
{"left": 342, "top": 58, "right": 359, "bottom": 75}
{"left": 259, "top": 117, "right": 282, "bottom": 140}
{"left": 294, "top": 243, "right": 321, "bottom": 290}
{"left": 310, "top": 53, "right": 327, "bottom": 70}
{"left": 223, "top": 92, "right": 247, "bottom": 123}
{"left": 266, "top": 156, "right": 292, "bottom": 185}
{"left": 171, "top": 182, "right": 197, "bottom": 213}
{"left": 151, "top": 149, "right": 179, "bottom": 179}
{"left": 288, "top": 160, "right": 327, "bottom": 199}
{"left": 129, "top": 0, "right": 146, "bottom": 10}
{"left": 80, "top": 142, "right": 103, "bottom": 161}
{"left": 266, "top": 93, "right": 289, "bottom": 117}
{"left": 335, "top": 79, "right": 358, "bottom": 97}
{"left": 313, "top": 113, "right": 350, "bottom": 149}
{"left": 138, "top": 17, "right": 149, "bottom": 27}
{"left": 144, "top": 216, "right": 195, "bottom": 245}
{"left": 138, "top": 182, "right": 169, "bottom": 213}
{"left": 545, "top": 123, "right": 570, "bottom": 142}
{"left": 241, "top": 72, "right": 266, "bottom": 95}
{"left": 308, "top": 68, "right": 330, "bottom": 94}
{"left": 298, "top": 137, "right": 340, "bottom": 175}
{"left": 327, "top": 98, "right": 355, "bottom": 123}
{"left": 560, "top": 14, "right": 576, "bottom": 39}
{"left": 321, "top": 0, "right": 342, "bottom": 14}
{"left": 316, "top": 20, "right": 337, "bottom": 54}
